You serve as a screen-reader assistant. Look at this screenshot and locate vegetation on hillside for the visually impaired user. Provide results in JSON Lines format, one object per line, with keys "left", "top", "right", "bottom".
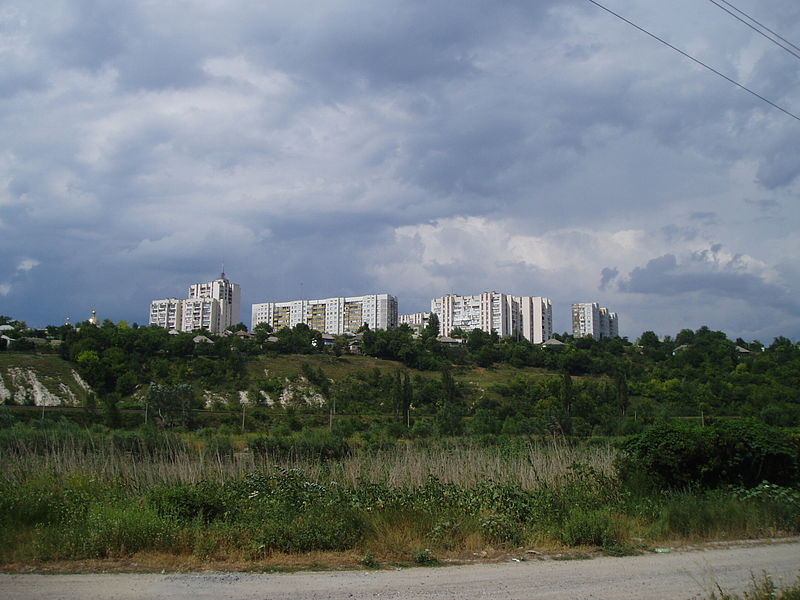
{"left": 1, "top": 313, "right": 798, "bottom": 436}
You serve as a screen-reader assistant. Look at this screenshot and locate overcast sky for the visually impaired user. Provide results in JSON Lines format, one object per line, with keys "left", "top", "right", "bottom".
{"left": 1, "top": 0, "right": 798, "bottom": 341}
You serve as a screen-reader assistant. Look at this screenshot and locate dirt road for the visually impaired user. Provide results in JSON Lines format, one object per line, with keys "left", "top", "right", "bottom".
{"left": 2, "top": 540, "right": 798, "bottom": 600}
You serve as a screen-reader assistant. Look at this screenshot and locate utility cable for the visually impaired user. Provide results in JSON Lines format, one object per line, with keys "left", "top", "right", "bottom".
{"left": 707, "top": 0, "right": 800, "bottom": 61}
{"left": 585, "top": 0, "right": 800, "bottom": 122}
{"left": 715, "top": 0, "right": 800, "bottom": 54}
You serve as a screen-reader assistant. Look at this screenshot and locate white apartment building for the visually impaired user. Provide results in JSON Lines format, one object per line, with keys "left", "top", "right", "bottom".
{"left": 252, "top": 293, "right": 398, "bottom": 334}
{"left": 149, "top": 298, "right": 183, "bottom": 331}
{"left": 517, "top": 296, "right": 554, "bottom": 344}
{"left": 572, "top": 303, "right": 618, "bottom": 339}
{"left": 430, "top": 293, "right": 552, "bottom": 343}
{"left": 188, "top": 274, "right": 241, "bottom": 333}
{"left": 599, "top": 307, "right": 619, "bottom": 339}
{"left": 149, "top": 272, "right": 241, "bottom": 335}
{"left": 181, "top": 297, "right": 220, "bottom": 333}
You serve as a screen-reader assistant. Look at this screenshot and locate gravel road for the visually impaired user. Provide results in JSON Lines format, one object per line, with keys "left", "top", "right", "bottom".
{"left": 2, "top": 540, "right": 798, "bottom": 600}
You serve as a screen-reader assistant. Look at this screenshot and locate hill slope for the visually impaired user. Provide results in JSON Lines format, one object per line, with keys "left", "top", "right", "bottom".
{"left": 0, "top": 353, "right": 92, "bottom": 406}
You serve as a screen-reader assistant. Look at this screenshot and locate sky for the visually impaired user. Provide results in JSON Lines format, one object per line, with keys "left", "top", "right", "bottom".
{"left": 1, "top": 0, "right": 799, "bottom": 342}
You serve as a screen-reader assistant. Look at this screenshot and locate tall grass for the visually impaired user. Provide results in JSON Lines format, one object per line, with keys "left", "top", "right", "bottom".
{"left": 0, "top": 426, "right": 797, "bottom": 566}
{"left": 0, "top": 428, "right": 615, "bottom": 490}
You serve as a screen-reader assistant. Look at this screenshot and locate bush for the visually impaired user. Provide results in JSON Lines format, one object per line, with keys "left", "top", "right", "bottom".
{"left": 251, "top": 506, "right": 365, "bottom": 553}
{"left": 146, "top": 482, "right": 229, "bottom": 523}
{"left": 479, "top": 513, "right": 524, "bottom": 546}
{"left": 617, "top": 420, "right": 799, "bottom": 490}
{"left": 559, "top": 507, "right": 622, "bottom": 548}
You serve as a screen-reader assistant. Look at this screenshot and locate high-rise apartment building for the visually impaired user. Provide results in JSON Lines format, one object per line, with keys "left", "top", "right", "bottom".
{"left": 187, "top": 274, "right": 241, "bottom": 333}
{"left": 599, "top": 307, "right": 619, "bottom": 339}
{"left": 149, "top": 272, "right": 241, "bottom": 334}
{"left": 430, "top": 293, "right": 552, "bottom": 343}
{"left": 149, "top": 298, "right": 183, "bottom": 331}
{"left": 517, "top": 295, "right": 554, "bottom": 344}
{"left": 251, "top": 293, "right": 398, "bottom": 334}
{"left": 572, "top": 303, "right": 618, "bottom": 339}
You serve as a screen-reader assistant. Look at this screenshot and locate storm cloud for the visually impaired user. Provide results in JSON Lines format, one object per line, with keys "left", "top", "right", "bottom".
{"left": 1, "top": 0, "right": 798, "bottom": 341}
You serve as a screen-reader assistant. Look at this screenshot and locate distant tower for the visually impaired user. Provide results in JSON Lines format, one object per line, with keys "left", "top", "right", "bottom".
{"left": 88, "top": 309, "right": 99, "bottom": 326}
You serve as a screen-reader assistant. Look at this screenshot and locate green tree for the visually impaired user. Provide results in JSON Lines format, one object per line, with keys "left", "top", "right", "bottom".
{"left": 423, "top": 313, "right": 440, "bottom": 339}
{"left": 146, "top": 383, "right": 197, "bottom": 428}
{"left": 637, "top": 331, "right": 660, "bottom": 348}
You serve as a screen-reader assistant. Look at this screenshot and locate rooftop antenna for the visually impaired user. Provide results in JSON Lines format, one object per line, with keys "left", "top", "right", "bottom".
{"left": 220, "top": 260, "right": 226, "bottom": 280}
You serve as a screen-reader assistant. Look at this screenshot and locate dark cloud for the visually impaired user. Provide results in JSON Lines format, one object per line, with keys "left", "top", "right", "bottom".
{"left": 619, "top": 253, "right": 799, "bottom": 315}
{"left": 47, "top": 0, "right": 131, "bottom": 70}
{"left": 599, "top": 267, "right": 619, "bottom": 291}
{"left": 661, "top": 225, "right": 698, "bottom": 243}
{"left": 756, "top": 144, "right": 800, "bottom": 189}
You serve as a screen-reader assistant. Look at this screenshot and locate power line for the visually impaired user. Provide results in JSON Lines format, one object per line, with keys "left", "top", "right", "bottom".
{"left": 585, "top": 0, "right": 800, "bottom": 122}
{"left": 715, "top": 0, "right": 800, "bottom": 54}
{"left": 707, "top": 0, "right": 800, "bottom": 61}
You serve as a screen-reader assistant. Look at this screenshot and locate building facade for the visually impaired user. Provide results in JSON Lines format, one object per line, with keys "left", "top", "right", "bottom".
{"left": 571, "top": 303, "right": 618, "bottom": 339}
{"left": 517, "top": 295, "right": 554, "bottom": 344}
{"left": 251, "top": 293, "right": 398, "bottom": 334}
{"left": 598, "top": 307, "right": 619, "bottom": 339}
{"left": 430, "top": 293, "right": 552, "bottom": 343}
{"left": 187, "top": 275, "right": 241, "bottom": 333}
{"left": 149, "top": 272, "right": 241, "bottom": 334}
{"left": 149, "top": 298, "right": 183, "bottom": 331}
{"left": 398, "top": 312, "right": 430, "bottom": 326}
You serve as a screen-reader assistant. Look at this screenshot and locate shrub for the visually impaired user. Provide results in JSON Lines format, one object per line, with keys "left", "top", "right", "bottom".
{"left": 559, "top": 507, "right": 622, "bottom": 548}
{"left": 251, "top": 506, "right": 365, "bottom": 553}
{"left": 617, "top": 420, "right": 799, "bottom": 490}
{"left": 146, "top": 482, "right": 228, "bottom": 523}
{"left": 479, "top": 513, "right": 524, "bottom": 546}
{"left": 412, "top": 548, "right": 439, "bottom": 565}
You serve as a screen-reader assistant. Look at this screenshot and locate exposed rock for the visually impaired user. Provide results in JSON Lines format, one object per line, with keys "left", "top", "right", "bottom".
{"left": 259, "top": 390, "right": 274, "bottom": 407}
{"left": 7, "top": 368, "right": 64, "bottom": 406}
{"left": 279, "top": 377, "right": 325, "bottom": 408}
{"left": 72, "top": 370, "right": 91, "bottom": 392}
{"left": 0, "top": 373, "right": 11, "bottom": 403}
{"left": 203, "top": 390, "right": 231, "bottom": 409}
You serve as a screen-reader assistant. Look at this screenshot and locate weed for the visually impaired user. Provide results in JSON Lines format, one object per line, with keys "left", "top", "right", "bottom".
{"left": 559, "top": 508, "right": 622, "bottom": 548}
{"left": 709, "top": 572, "right": 800, "bottom": 600}
{"left": 360, "top": 551, "right": 379, "bottom": 568}
{"left": 412, "top": 548, "right": 439, "bottom": 566}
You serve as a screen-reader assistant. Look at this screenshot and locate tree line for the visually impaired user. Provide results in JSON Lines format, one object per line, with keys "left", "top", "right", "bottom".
{"left": 1, "top": 314, "right": 799, "bottom": 434}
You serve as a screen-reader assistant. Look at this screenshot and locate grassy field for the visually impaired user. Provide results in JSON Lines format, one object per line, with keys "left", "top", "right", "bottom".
{"left": 1, "top": 429, "right": 797, "bottom": 571}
